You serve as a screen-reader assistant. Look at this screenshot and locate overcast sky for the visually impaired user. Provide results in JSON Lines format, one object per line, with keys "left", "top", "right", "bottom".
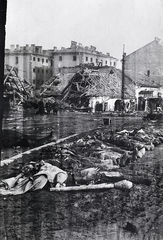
{"left": 5, "top": 0, "right": 163, "bottom": 66}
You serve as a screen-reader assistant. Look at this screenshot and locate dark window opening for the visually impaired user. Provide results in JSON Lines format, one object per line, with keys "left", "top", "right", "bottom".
{"left": 38, "top": 58, "right": 40, "bottom": 62}
{"left": 42, "top": 59, "right": 44, "bottom": 63}
{"left": 37, "top": 69, "right": 40, "bottom": 73}
{"left": 110, "top": 62, "right": 112, "bottom": 66}
{"left": 105, "top": 61, "right": 107, "bottom": 65}
{"left": 46, "top": 59, "right": 48, "bottom": 63}
{"left": 59, "top": 56, "right": 62, "bottom": 61}
{"left": 114, "top": 62, "right": 116, "bottom": 67}
{"left": 46, "top": 70, "right": 48, "bottom": 74}
{"left": 15, "top": 56, "right": 18, "bottom": 64}
{"left": 91, "top": 58, "right": 93, "bottom": 62}
{"left": 33, "top": 57, "right": 35, "bottom": 61}
{"left": 73, "top": 55, "right": 76, "bottom": 61}
{"left": 86, "top": 57, "right": 88, "bottom": 61}
{"left": 51, "top": 60, "right": 53, "bottom": 66}
{"left": 33, "top": 68, "right": 35, "bottom": 73}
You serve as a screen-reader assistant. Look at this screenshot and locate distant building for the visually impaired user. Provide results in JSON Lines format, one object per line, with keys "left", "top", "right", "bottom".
{"left": 5, "top": 41, "right": 118, "bottom": 90}
{"left": 5, "top": 44, "right": 53, "bottom": 89}
{"left": 125, "top": 37, "right": 163, "bottom": 85}
{"left": 53, "top": 41, "right": 118, "bottom": 74}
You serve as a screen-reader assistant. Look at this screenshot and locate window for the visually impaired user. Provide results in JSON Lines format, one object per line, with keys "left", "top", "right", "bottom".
{"left": 33, "top": 68, "right": 35, "bottom": 73}
{"left": 59, "top": 56, "right": 62, "bottom": 61}
{"left": 86, "top": 57, "right": 88, "bottom": 61}
{"left": 114, "top": 62, "right": 116, "bottom": 67}
{"left": 96, "top": 59, "right": 98, "bottom": 63}
{"left": 15, "top": 56, "right": 18, "bottom": 64}
{"left": 46, "top": 59, "right": 48, "bottom": 63}
{"left": 42, "top": 69, "right": 44, "bottom": 73}
{"left": 42, "top": 59, "right": 44, "bottom": 63}
{"left": 51, "top": 60, "right": 53, "bottom": 66}
{"left": 73, "top": 55, "right": 76, "bottom": 61}
{"left": 105, "top": 61, "right": 107, "bottom": 65}
{"left": 91, "top": 58, "right": 93, "bottom": 62}
{"left": 33, "top": 57, "right": 35, "bottom": 61}
{"left": 46, "top": 69, "right": 48, "bottom": 74}
{"left": 38, "top": 58, "right": 40, "bottom": 62}
{"left": 37, "top": 69, "right": 40, "bottom": 73}
{"left": 110, "top": 62, "right": 112, "bottom": 66}
{"left": 33, "top": 80, "right": 35, "bottom": 84}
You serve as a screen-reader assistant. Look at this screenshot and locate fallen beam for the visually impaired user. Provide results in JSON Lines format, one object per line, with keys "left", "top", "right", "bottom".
{"left": 50, "top": 183, "right": 114, "bottom": 192}
{"left": 50, "top": 180, "right": 133, "bottom": 192}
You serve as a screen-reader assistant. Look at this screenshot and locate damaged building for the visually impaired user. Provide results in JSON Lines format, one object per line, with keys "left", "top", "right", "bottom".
{"left": 61, "top": 66, "right": 136, "bottom": 113}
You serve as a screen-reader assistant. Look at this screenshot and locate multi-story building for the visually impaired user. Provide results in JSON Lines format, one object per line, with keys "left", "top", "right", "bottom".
{"left": 53, "top": 41, "right": 118, "bottom": 74}
{"left": 5, "top": 41, "right": 118, "bottom": 90}
{"left": 5, "top": 44, "right": 53, "bottom": 89}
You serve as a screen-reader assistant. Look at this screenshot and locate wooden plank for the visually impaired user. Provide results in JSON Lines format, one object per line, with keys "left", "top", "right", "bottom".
{"left": 50, "top": 183, "right": 114, "bottom": 192}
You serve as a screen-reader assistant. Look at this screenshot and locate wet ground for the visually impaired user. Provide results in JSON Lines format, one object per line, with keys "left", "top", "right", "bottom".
{"left": 1, "top": 110, "right": 163, "bottom": 240}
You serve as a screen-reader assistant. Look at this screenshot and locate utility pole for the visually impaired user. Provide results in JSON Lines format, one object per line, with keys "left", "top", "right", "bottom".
{"left": 121, "top": 44, "right": 126, "bottom": 114}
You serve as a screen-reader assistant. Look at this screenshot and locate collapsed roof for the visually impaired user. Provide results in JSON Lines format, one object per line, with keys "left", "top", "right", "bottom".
{"left": 61, "top": 67, "right": 135, "bottom": 104}
{"left": 4, "top": 65, "right": 33, "bottom": 101}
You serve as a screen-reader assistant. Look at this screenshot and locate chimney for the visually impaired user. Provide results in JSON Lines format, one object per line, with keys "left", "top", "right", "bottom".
{"left": 53, "top": 46, "right": 57, "bottom": 51}
{"left": 107, "top": 52, "right": 110, "bottom": 56}
{"left": 147, "top": 70, "right": 150, "bottom": 77}
{"left": 90, "top": 45, "right": 96, "bottom": 52}
{"left": 26, "top": 44, "right": 29, "bottom": 51}
{"left": 71, "top": 41, "right": 77, "bottom": 49}
{"left": 10, "top": 45, "right": 15, "bottom": 51}
{"left": 16, "top": 44, "right": 19, "bottom": 50}
{"left": 39, "top": 46, "right": 42, "bottom": 53}
{"left": 30, "top": 44, "right": 35, "bottom": 52}
{"left": 155, "top": 37, "right": 161, "bottom": 43}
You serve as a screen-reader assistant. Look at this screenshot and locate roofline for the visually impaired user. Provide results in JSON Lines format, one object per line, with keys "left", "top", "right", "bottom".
{"left": 125, "top": 39, "right": 157, "bottom": 58}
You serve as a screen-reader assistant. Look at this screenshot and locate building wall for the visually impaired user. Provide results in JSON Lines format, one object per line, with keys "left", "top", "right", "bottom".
{"left": 5, "top": 52, "right": 31, "bottom": 82}
{"left": 125, "top": 38, "right": 163, "bottom": 82}
{"left": 53, "top": 42, "right": 118, "bottom": 74}
{"left": 5, "top": 45, "right": 53, "bottom": 89}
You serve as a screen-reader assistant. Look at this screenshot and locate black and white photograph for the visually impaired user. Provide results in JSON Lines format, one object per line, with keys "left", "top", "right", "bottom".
{"left": 1, "top": 0, "right": 163, "bottom": 239}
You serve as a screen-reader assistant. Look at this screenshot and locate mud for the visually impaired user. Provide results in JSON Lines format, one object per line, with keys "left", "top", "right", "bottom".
{"left": 0, "top": 123, "right": 163, "bottom": 239}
